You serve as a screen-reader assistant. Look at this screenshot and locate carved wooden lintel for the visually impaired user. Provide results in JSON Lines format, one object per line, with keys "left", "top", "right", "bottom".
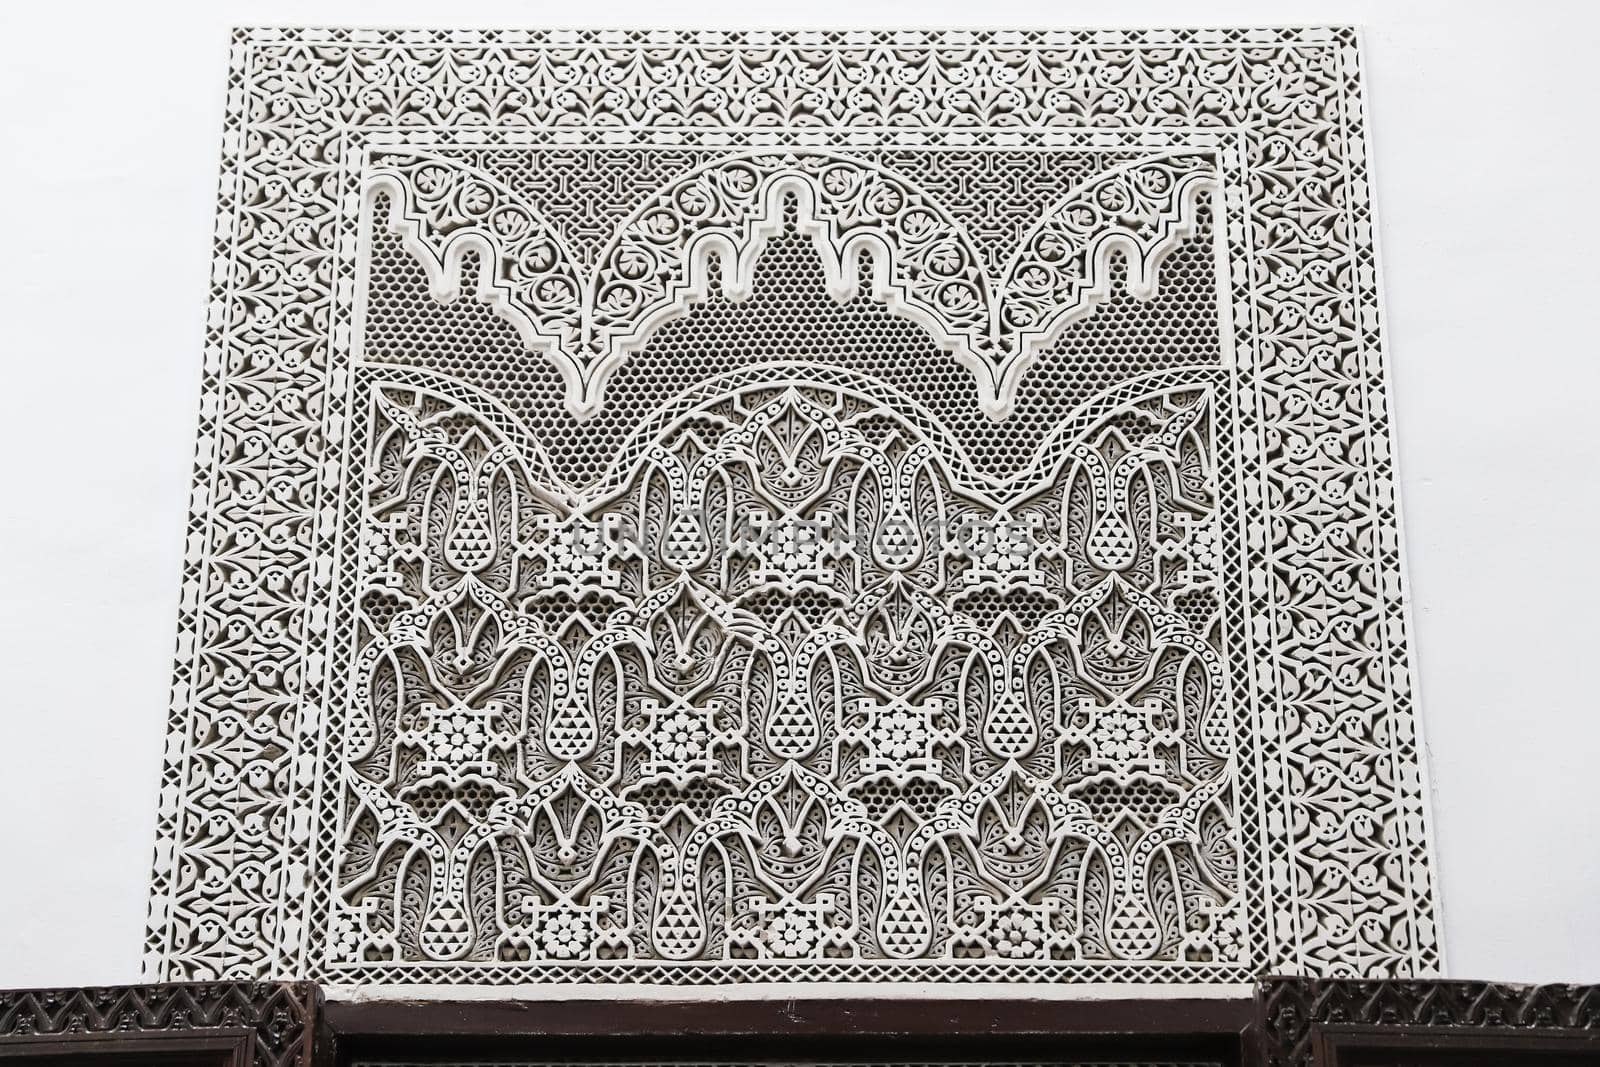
{"left": 0, "top": 983, "right": 320, "bottom": 1067}
{"left": 2, "top": 979, "right": 1597, "bottom": 1066}
{"left": 1257, "top": 977, "right": 1600, "bottom": 1065}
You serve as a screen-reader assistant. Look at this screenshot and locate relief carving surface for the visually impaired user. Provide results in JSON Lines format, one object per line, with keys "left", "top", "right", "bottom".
{"left": 146, "top": 28, "right": 1438, "bottom": 987}
{"left": 0, "top": 983, "right": 318, "bottom": 1067}
{"left": 1256, "top": 979, "right": 1600, "bottom": 1066}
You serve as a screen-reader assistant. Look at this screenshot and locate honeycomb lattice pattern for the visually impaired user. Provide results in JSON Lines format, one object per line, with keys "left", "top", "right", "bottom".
{"left": 362, "top": 186, "right": 1222, "bottom": 489}
{"left": 144, "top": 28, "right": 1438, "bottom": 990}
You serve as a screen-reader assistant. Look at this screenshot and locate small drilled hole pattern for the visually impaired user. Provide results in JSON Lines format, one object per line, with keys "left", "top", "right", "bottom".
{"left": 362, "top": 184, "right": 1222, "bottom": 490}
{"left": 144, "top": 29, "right": 1438, "bottom": 990}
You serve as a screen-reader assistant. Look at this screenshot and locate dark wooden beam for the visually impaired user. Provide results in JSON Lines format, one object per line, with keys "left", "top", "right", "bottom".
{"left": 322, "top": 993, "right": 1254, "bottom": 1037}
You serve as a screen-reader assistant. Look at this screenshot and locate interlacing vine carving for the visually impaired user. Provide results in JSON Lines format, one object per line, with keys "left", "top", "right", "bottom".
{"left": 145, "top": 28, "right": 1438, "bottom": 987}
{"left": 335, "top": 376, "right": 1239, "bottom": 969}
{"left": 366, "top": 149, "right": 1217, "bottom": 419}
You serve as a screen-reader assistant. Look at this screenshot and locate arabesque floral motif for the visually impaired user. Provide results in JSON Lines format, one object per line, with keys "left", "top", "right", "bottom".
{"left": 145, "top": 27, "right": 1437, "bottom": 987}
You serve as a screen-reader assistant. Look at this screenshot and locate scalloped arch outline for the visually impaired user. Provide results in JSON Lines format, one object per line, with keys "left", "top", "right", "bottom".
{"left": 358, "top": 148, "right": 1222, "bottom": 422}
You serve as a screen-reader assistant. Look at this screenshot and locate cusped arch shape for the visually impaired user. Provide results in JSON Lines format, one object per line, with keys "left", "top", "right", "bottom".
{"left": 992, "top": 151, "right": 1223, "bottom": 415}
{"left": 361, "top": 151, "right": 588, "bottom": 401}
{"left": 589, "top": 363, "right": 989, "bottom": 507}
{"left": 363, "top": 148, "right": 1223, "bottom": 426}
{"left": 578, "top": 151, "right": 998, "bottom": 418}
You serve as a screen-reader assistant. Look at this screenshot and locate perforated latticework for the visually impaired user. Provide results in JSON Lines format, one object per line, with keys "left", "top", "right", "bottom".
{"left": 362, "top": 180, "right": 1222, "bottom": 489}
{"left": 145, "top": 28, "right": 1438, "bottom": 990}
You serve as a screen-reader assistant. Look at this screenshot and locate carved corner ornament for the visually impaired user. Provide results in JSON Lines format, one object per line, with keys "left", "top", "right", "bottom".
{"left": 1256, "top": 977, "right": 1600, "bottom": 1065}
{"left": 0, "top": 983, "right": 320, "bottom": 1067}
{"left": 3, "top": 980, "right": 1599, "bottom": 1065}
{"left": 144, "top": 26, "right": 1440, "bottom": 989}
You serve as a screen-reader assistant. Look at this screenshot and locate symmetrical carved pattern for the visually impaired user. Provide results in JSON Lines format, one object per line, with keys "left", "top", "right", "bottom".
{"left": 0, "top": 983, "right": 318, "bottom": 1067}
{"left": 368, "top": 149, "right": 1216, "bottom": 419}
{"left": 147, "top": 28, "right": 1438, "bottom": 987}
{"left": 1256, "top": 978, "right": 1600, "bottom": 1066}
{"left": 334, "top": 376, "right": 1237, "bottom": 974}
{"left": 9, "top": 980, "right": 1599, "bottom": 1067}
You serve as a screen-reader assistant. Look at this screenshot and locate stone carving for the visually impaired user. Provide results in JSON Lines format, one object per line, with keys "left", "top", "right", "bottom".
{"left": 146, "top": 27, "right": 1438, "bottom": 987}
{"left": 368, "top": 149, "right": 1216, "bottom": 419}
{"left": 335, "top": 375, "right": 1234, "bottom": 975}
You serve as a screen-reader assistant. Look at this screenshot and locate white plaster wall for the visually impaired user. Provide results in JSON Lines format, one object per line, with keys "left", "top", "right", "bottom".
{"left": 0, "top": 0, "right": 1594, "bottom": 990}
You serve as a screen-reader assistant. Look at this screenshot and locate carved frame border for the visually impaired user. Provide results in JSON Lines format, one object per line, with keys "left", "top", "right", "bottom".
{"left": 0, "top": 984, "right": 320, "bottom": 1067}
{"left": 1255, "top": 978, "right": 1600, "bottom": 1065}
{"left": 5, "top": 981, "right": 1600, "bottom": 1066}
{"left": 144, "top": 26, "right": 1441, "bottom": 986}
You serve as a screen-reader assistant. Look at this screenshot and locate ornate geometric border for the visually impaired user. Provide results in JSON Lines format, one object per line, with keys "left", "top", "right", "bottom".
{"left": 0, "top": 983, "right": 320, "bottom": 1067}
{"left": 7, "top": 981, "right": 1599, "bottom": 1066}
{"left": 1255, "top": 978, "right": 1600, "bottom": 1065}
{"left": 145, "top": 26, "right": 1440, "bottom": 986}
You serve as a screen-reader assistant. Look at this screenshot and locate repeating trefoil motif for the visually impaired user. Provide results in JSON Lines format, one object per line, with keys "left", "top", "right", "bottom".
{"left": 146, "top": 27, "right": 1439, "bottom": 987}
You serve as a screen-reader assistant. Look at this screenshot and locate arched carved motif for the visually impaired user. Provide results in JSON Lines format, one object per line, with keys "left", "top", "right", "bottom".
{"left": 365, "top": 156, "right": 585, "bottom": 375}
{"left": 334, "top": 369, "right": 1241, "bottom": 973}
{"left": 363, "top": 149, "right": 1219, "bottom": 420}
{"left": 146, "top": 28, "right": 1438, "bottom": 989}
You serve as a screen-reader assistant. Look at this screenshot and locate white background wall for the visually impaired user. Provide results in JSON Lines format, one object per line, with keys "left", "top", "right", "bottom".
{"left": 1, "top": 0, "right": 1595, "bottom": 990}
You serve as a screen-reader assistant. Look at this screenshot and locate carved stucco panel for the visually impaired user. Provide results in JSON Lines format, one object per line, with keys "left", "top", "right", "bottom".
{"left": 146, "top": 28, "right": 1438, "bottom": 987}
